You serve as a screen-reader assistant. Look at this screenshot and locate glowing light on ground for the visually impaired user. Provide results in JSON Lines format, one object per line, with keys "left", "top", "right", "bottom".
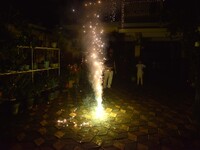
{"left": 94, "top": 100, "right": 107, "bottom": 120}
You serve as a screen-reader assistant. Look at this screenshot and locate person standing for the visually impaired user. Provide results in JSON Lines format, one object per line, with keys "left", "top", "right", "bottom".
{"left": 103, "top": 49, "right": 116, "bottom": 89}
{"left": 66, "top": 63, "right": 80, "bottom": 104}
{"left": 136, "top": 60, "right": 146, "bottom": 86}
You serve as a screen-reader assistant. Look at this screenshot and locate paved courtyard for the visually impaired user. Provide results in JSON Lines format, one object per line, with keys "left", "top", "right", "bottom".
{"left": 0, "top": 81, "right": 200, "bottom": 150}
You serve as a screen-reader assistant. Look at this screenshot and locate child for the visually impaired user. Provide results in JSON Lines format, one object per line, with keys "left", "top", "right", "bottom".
{"left": 136, "top": 60, "right": 146, "bottom": 86}
{"left": 66, "top": 64, "right": 79, "bottom": 104}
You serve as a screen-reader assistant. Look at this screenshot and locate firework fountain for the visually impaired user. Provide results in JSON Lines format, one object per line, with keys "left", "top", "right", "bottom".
{"left": 82, "top": 0, "right": 106, "bottom": 120}
{"left": 56, "top": 0, "right": 120, "bottom": 128}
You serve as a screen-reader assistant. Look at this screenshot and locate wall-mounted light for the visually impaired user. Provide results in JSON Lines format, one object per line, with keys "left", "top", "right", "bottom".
{"left": 195, "top": 41, "right": 200, "bottom": 47}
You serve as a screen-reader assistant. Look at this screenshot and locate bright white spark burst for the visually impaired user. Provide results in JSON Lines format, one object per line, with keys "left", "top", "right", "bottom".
{"left": 83, "top": 0, "right": 106, "bottom": 120}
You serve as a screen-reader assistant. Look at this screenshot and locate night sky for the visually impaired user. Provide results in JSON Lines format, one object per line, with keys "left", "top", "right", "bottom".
{"left": 1, "top": 0, "right": 200, "bottom": 28}
{"left": 2, "top": 0, "right": 82, "bottom": 28}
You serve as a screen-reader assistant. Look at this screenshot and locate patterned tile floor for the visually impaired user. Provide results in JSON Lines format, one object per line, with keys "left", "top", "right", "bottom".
{"left": 0, "top": 82, "right": 200, "bottom": 150}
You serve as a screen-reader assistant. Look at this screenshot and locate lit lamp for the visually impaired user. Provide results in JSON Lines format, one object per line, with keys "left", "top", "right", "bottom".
{"left": 195, "top": 41, "right": 200, "bottom": 47}
{"left": 135, "top": 45, "right": 141, "bottom": 57}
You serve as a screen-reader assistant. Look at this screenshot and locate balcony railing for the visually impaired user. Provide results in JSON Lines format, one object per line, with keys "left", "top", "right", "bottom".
{"left": 123, "top": 0, "right": 163, "bottom": 23}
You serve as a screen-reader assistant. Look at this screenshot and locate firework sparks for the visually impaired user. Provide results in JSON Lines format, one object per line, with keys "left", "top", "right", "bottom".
{"left": 82, "top": 0, "right": 106, "bottom": 120}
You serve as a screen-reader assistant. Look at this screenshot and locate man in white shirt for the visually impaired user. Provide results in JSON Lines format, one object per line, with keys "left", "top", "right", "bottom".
{"left": 103, "top": 49, "right": 116, "bottom": 89}
{"left": 136, "top": 60, "right": 146, "bottom": 86}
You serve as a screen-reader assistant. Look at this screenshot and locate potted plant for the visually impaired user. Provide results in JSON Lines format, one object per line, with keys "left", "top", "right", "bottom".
{"left": 44, "top": 77, "right": 59, "bottom": 102}
{"left": 4, "top": 82, "right": 21, "bottom": 116}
